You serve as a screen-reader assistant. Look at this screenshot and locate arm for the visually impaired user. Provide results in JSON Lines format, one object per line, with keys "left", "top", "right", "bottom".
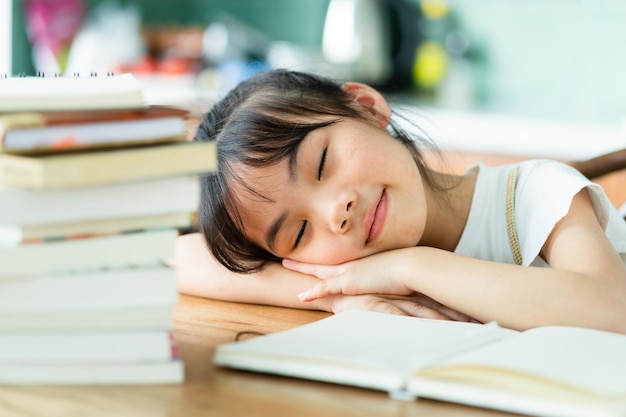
{"left": 173, "top": 233, "right": 322, "bottom": 310}
{"left": 173, "top": 233, "right": 474, "bottom": 321}
{"left": 293, "top": 190, "right": 626, "bottom": 333}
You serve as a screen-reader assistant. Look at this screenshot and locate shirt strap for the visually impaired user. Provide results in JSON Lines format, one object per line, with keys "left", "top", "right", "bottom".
{"left": 506, "top": 166, "right": 523, "bottom": 265}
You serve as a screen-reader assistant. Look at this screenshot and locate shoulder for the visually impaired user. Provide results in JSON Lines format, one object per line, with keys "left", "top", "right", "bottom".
{"left": 517, "top": 159, "right": 588, "bottom": 184}
{"left": 516, "top": 159, "right": 608, "bottom": 226}
{"left": 516, "top": 159, "right": 597, "bottom": 210}
{"left": 512, "top": 159, "right": 619, "bottom": 264}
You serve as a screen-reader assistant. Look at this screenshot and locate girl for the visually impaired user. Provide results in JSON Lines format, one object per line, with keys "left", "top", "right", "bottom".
{"left": 176, "top": 69, "right": 626, "bottom": 333}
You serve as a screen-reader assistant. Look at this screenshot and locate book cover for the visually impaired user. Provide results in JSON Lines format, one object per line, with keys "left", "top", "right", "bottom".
{"left": 0, "top": 176, "right": 200, "bottom": 226}
{"left": 0, "top": 74, "right": 146, "bottom": 112}
{"left": 0, "top": 306, "right": 173, "bottom": 333}
{"left": 0, "top": 229, "right": 177, "bottom": 277}
{"left": 0, "top": 265, "right": 177, "bottom": 313}
{"left": 213, "top": 310, "right": 626, "bottom": 417}
{"left": 0, "top": 141, "right": 216, "bottom": 189}
{"left": 0, "top": 330, "right": 176, "bottom": 363}
{"left": 0, "top": 359, "right": 184, "bottom": 385}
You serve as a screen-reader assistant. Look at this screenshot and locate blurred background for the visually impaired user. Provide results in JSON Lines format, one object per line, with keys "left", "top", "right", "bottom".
{"left": 3, "top": 0, "right": 626, "bottom": 126}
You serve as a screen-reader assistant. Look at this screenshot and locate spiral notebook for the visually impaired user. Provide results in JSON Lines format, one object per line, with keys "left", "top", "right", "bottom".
{"left": 0, "top": 74, "right": 146, "bottom": 111}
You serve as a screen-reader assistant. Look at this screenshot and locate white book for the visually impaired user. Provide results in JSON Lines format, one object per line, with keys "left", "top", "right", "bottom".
{"left": 0, "top": 212, "right": 192, "bottom": 246}
{"left": 0, "top": 229, "right": 176, "bottom": 277}
{"left": 214, "top": 310, "right": 626, "bottom": 417}
{"left": 0, "top": 176, "right": 199, "bottom": 227}
{"left": 0, "top": 360, "right": 184, "bottom": 385}
{"left": 0, "top": 330, "right": 175, "bottom": 364}
{"left": 0, "top": 265, "right": 177, "bottom": 313}
{"left": 0, "top": 105, "right": 188, "bottom": 154}
{"left": 0, "top": 306, "right": 173, "bottom": 333}
{"left": 3, "top": 117, "right": 183, "bottom": 151}
{"left": 0, "top": 74, "right": 146, "bottom": 111}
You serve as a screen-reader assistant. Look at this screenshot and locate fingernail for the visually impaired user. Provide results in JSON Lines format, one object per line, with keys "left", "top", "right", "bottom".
{"left": 298, "top": 290, "right": 310, "bottom": 301}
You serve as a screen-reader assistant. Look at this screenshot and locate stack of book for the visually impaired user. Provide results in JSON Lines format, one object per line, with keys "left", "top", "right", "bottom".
{"left": 0, "top": 74, "right": 216, "bottom": 384}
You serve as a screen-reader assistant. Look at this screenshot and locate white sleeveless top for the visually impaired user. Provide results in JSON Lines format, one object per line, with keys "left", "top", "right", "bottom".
{"left": 454, "top": 160, "right": 626, "bottom": 266}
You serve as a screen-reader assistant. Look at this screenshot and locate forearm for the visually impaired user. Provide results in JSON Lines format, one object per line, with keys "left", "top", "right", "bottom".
{"left": 401, "top": 247, "right": 626, "bottom": 332}
{"left": 174, "top": 233, "right": 330, "bottom": 311}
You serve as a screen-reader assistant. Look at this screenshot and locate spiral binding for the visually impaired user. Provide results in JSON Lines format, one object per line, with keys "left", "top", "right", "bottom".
{"left": 1, "top": 72, "right": 117, "bottom": 78}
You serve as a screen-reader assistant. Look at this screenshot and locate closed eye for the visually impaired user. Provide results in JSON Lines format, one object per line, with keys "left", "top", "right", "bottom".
{"left": 317, "top": 147, "right": 327, "bottom": 180}
{"left": 294, "top": 221, "right": 307, "bottom": 249}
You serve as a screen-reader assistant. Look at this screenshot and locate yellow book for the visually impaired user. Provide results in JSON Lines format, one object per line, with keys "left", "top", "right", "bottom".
{"left": 0, "top": 141, "right": 216, "bottom": 189}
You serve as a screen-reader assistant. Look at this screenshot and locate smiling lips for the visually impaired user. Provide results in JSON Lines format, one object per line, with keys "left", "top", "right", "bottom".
{"left": 366, "top": 189, "right": 387, "bottom": 243}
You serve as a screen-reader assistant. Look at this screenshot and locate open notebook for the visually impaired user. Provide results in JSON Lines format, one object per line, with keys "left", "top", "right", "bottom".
{"left": 214, "top": 310, "right": 626, "bottom": 417}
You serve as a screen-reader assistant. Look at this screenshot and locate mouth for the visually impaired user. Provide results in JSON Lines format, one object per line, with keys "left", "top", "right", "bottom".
{"left": 366, "top": 188, "right": 387, "bottom": 244}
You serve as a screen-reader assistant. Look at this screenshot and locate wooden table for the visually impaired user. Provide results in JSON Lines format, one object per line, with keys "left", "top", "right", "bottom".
{"left": 0, "top": 295, "right": 520, "bottom": 417}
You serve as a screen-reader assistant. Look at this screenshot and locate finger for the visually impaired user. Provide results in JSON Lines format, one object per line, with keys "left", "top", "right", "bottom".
{"left": 283, "top": 259, "right": 330, "bottom": 279}
{"left": 391, "top": 299, "right": 451, "bottom": 320}
{"left": 439, "top": 309, "right": 477, "bottom": 322}
{"left": 298, "top": 278, "right": 345, "bottom": 301}
{"left": 367, "top": 301, "right": 410, "bottom": 317}
{"left": 298, "top": 283, "right": 329, "bottom": 302}
{"left": 404, "top": 293, "right": 477, "bottom": 322}
{"left": 415, "top": 300, "right": 474, "bottom": 322}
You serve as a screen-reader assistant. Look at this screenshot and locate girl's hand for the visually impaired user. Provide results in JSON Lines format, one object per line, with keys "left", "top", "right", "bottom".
{"left": 283, "top": 251, "right": 413, "bottom": 301}
{"left": 328, "top": 293, "right": 478, "bottom": 322}
{"left": 283, "top": 252, "right": 477, "bottom": 322}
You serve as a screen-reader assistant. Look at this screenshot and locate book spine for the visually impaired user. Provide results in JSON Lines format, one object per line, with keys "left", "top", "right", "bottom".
{"left": 0, "top": 212, "right": 192, "bottom": 246}
{"left": 0, "top": 229, "right": 177, "bottom": 278}
{"left": 0, "top": 360, "right": 184, "bottom": 384}
{"left": 0, "top": 155, "right": 43, "bottom": 188}
{"left": 0, "top": 307, "right": 173, "bottom": 332}
{"left": 0, "top": 266, "right": 177, "bottom": 313}
{"left": 0, "top": 176, "right": 200, "bottom": 226}
{"left": 0, "top": 331, "right": 175, "bottom": 363}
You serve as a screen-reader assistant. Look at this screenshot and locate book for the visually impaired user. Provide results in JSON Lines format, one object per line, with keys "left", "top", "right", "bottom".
{"left": 0, "top": 105, "right": 189, "bottom": 154}
{"left": 0, "top": 74, "right": 146, "bottom": 112}
{"left": 0, "top": 141, "right": 216, "bottom": 189}
{"left": 0, "top": 212, "right": 192, "bottom": 246}
{"left": 0, "top": 359, "right": 184, "bottom": 385}
{"left": 0, "top": 229, "right": 177, "bottom": 277}
{"left": 0, "top": 176, "right": 200, "bottom": 226}
{"left": 0, "top": 306, "right": 173, "bottom": 333}
{"left": 213, "top": 310, "right": 626, "bottom": 417}
{"left": 0, "top": 330, "right": 176, "bottom": 363}
{"left": 0, "top": 265, "right": 177, "bottom": 313}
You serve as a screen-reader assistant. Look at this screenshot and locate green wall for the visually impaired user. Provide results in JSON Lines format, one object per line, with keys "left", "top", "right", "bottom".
{"left": 11, "top": 0, "right": 34, "bottom": 75}
{"left": 11, "top": 0, "right": 626, "bottom": 123}
{"left": 11, "top": 0, "right": 329, "bottom": 75}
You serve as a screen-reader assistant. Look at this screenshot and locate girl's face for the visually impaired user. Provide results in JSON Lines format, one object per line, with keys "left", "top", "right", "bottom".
{"left": 231, "top": 115, "right": 430, "bottom": 265}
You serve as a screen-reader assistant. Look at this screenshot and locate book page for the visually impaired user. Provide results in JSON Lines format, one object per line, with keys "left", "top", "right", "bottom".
{"left": 421, "top": 326, "right": 626, "bottom": 397}
{"left": 214, "top": 310, "right": 514, "bottom": 392}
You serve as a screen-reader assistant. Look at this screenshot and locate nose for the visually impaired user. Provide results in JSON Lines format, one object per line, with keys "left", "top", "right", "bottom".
{"left": 328, "top": 189, "right": 356, "bottom": 234}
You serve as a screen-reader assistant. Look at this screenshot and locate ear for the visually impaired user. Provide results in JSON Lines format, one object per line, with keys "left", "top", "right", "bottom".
{"left": 342, "top": 82, "right": 391, "bottom": 128}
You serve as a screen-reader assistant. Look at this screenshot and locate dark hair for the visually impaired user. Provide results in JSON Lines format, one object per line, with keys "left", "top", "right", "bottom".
{"left": 194, "top": 69, "right": 441, "bottom": 273}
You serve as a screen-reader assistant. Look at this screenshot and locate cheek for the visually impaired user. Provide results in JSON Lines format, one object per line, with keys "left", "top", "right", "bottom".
{"left": 294, "top": 238, "right": 362, "bottom": 265}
